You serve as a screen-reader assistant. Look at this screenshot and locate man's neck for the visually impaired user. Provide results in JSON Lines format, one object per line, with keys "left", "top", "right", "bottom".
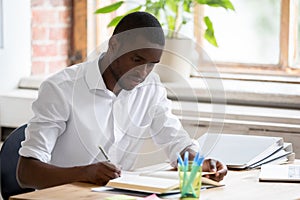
{"left": 98, "top": 55, "right": 121, "bottom": 95}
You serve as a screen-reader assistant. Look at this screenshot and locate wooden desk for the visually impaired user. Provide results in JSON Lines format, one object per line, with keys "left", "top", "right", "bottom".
{"left": 10, "top": 166, "right": 300, "bottom": 200}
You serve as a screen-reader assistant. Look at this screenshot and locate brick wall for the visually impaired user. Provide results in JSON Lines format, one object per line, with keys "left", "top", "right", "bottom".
{"left": 31, "top": 0, "right": 72, "bottom": 75}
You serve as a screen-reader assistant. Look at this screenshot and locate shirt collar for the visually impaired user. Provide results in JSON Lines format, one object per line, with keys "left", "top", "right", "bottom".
{"left": 85, "top": 53, "right": 150, "bottom": 92}
{"left": 85, "top": 55, "right": 107, "bottom": 90}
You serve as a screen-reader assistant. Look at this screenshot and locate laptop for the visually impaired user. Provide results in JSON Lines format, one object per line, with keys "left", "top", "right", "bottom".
{"left": 259, "top": 164, "right": 300, "bottom": 182}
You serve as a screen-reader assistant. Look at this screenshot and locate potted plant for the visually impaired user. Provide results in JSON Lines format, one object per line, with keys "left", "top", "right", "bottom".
{"left": 95, "top": 0, "right": 235, "bottom": 82}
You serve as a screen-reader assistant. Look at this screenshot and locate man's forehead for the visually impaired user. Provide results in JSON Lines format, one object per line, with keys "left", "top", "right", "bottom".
{"left": 119, "top": 35, "right": 163, "bottom": 49}
{"left": 113, "top": 27, "right": 164, "bottom": 49}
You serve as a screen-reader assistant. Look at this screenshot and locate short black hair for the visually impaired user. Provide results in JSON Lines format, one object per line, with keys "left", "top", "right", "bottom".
{"left": 113, "top": 11, "right": 165, "bottom": 46}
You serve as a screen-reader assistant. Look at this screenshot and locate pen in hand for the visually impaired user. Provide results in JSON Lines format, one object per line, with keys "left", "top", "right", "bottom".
{"left": 98, "top": 145, "right": 110, "bottom": 162}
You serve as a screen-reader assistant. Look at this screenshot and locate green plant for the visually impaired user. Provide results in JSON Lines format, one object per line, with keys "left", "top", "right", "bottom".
{"left": 94, "top": 0, "right": 235, "bottom": 47}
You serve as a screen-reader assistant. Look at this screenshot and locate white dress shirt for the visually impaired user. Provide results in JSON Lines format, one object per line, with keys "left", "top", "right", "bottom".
{"left": 19, "top": 56, "right": 196, "bottom": 170}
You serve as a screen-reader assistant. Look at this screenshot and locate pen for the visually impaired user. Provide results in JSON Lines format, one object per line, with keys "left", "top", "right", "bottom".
{"left": 177, "top": 153, "right": 184, "bottom": 166}
{"left": 183, "top": 152, "right": 203, "bottom": 197}
{"left": 98, "top": 145, "right": 110, "bottom": 162}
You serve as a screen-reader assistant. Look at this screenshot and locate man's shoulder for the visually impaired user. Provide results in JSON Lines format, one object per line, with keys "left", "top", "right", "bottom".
{"left": 43, "top": 61, "right": 88, "bottom": 87}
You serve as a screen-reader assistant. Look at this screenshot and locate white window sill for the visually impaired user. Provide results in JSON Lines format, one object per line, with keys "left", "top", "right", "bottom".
{"left": 163, "top": 76, "right": 300, "bottom": 109}
{"left": 18, "top": 74, "right": 50, "bottom": 89}
{"left": 13, "top": 73, "right": 300, "bottom": 110}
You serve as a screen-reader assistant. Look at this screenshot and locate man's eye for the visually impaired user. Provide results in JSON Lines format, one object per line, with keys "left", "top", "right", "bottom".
{"left": 132, "top": 57, "right": 142, "bottom": 62}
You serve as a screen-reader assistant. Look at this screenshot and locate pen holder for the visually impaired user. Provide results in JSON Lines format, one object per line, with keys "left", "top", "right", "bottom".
{"left": 178, "top": 162, "right": 202, "bottom": 199}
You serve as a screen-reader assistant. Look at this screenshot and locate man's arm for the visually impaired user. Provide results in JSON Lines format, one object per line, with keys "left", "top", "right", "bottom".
{"left": 17, "top": 156, "right": 121, "bottom": 189}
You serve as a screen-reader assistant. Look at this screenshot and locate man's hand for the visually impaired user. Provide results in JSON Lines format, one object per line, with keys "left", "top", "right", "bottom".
{"left": 85, "top": 161, "right": 121, "bottom": 186}
{"left": 17, "top": 156, "right": 121, "bottom": 189}
{"left": 176, "top": 148, "right": 227, "bottom": 182}
{"left": 202, "top": 158, "right": 227, "bottom": 182}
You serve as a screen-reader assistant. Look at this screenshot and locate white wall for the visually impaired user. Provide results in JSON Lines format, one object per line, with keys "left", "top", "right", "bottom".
{"left": 0, "top": 0, "right": 31, "bottom": 92}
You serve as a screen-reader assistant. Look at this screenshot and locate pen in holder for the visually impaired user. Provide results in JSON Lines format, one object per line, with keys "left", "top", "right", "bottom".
{"left": 178, "top": 152, "right": 204, "bottom": 199}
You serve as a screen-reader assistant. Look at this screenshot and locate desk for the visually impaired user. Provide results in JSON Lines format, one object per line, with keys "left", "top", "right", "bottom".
{"left": 10, "top": 165, "right": 300, "bottom": 200}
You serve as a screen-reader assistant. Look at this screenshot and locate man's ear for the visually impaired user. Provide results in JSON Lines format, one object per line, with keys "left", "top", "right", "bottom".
{"left": 108, "top": 36, "right": 119, "bottom": 53}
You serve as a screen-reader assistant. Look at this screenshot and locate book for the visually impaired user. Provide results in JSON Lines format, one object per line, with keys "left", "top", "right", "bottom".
{"left": 259, "top": 164, "right": 300, "bottom": 182}
{"left": 106, "top": 172, "right": 178, "bottom": 194}
{"left": 198, "top": 133, "right": 284, "bottom": 169}
{"left": 139, "top": 170, "right": 224, "bottom": 187}
{"left": 248, "top": 142, "right": 294, "bottom": 169}
{"left": 105, "top": 170, "right": 224, "bottom": 194}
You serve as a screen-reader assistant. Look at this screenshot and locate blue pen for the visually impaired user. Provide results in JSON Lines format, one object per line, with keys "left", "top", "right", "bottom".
{"left": 183, "top": 151, "right": 189, "bottom": 193}
{"left": 182, "top": 153, "right": 204, "bottom": 197}
{"left": 182, "top": 151, "right": 198, "bottom": 197}
{"left": 192, "top": 152, "right": 199, "bottom": 166}
{"left": 184, "top": 151, "right": 189, "bottom": 167}
{"left": 177, "top": 152, "right": 184, "bottom": 167}
{"left": 197, "top": 155, "right": 204, "bottom": 166}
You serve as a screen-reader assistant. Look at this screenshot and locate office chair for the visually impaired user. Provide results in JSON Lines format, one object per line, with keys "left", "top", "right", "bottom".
{"left": 0, "top": 124, "right": 34, "bottom": 200}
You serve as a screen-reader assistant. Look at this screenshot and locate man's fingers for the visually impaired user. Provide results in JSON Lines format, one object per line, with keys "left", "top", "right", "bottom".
{"left": 209, "top": 159, "right": 217, "bottom": 171}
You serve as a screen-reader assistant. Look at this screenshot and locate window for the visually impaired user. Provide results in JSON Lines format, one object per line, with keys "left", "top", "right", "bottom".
{"left": 91, "top": 0, "right": 299, "bottom": 76}
{"left": 0, "top": 0, "right": 3, "bottom": 48}
{"left": 203, "top": 0, "right": 281, "bottom": 65}
{"left": 196, "top": 0, "right": 300, "bottom": 75}
{"left": 0, "top": 0, "right": 31, "bottom": 91}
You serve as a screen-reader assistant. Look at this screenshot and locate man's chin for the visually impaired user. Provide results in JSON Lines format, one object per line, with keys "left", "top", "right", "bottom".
{"left": 122, "top": 84, "right": 137, "bottom": 91}
{"left": 122, "top": 80, "right": 141, "bottom": 90}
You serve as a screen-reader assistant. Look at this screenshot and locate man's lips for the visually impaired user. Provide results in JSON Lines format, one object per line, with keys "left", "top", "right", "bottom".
{"left": 128, "top": 76, "right": 144, "bottom": 85}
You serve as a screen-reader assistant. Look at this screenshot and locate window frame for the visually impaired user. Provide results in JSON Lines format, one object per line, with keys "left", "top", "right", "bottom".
{"left": 70, "top": 0, "right": 87, "bottom": 65}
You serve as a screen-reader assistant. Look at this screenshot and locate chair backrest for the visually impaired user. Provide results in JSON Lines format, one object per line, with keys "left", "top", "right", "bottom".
{"left": 0, "top": 124, "right": 34, "bottom": 200}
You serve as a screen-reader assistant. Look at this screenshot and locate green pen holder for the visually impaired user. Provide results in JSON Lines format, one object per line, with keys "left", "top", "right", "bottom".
{"left": 178, "top": 162, "right": 202, "bottom": 199}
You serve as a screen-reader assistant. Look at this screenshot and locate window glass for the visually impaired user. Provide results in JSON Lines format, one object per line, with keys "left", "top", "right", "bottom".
{"left": 203, "top": 0, "right": 280, "bottom": 65}
{"left": 94, "top": 0, "right": 194, "bottom": 43}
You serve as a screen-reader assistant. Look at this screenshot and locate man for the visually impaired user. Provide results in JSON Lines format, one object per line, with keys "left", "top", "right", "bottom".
{"left": 17, "top": 12, "right": 227, "bottom": 190}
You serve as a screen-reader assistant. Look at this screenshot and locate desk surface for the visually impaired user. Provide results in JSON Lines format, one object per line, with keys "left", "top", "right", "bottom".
{"left": 10, "top": 163, "right": 300, "bottom": 200}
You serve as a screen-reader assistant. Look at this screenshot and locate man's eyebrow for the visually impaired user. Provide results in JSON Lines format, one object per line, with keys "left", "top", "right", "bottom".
{"left": 134, "top": 54, "right": 146, "bottom": 61}
{"left": 134, "top": 53, "right": 160, "bottom": 63}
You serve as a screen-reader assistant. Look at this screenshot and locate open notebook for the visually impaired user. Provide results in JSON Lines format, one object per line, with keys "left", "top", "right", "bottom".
{"left": 105, "top": 170, "right": 224, "bottom": 194}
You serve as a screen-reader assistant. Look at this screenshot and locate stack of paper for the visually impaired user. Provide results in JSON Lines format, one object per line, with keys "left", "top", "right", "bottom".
{"left": 198, "top": 133, "right": 295, "bottom": 169}
{"left": 259, "top": 164, "right": 300, "bottom": 182}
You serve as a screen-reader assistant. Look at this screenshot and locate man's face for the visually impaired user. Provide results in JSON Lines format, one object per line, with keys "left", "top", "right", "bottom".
{"left": 109, "top": 48, "right": 163, "bottom": 91}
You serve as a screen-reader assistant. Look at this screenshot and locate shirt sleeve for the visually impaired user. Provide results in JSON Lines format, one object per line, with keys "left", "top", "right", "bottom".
{"left": 19, "top": 80, "right": 70, "bottom": 163}
{"left": 149, "top": 81, "right": 199, "bottom": 165}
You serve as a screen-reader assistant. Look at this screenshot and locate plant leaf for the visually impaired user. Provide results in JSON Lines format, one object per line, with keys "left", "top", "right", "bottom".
{"left": 166, "top": 0, "right": 178, "bottom": 13}
{"left": 183, "top": 0, "right": 193, "bottom": 12}
{"left": 204, "top": 16, "right": 218, "bottom": 47}
{"left": 94, "top": 1, "right": 124, "bottom": 14}
{"left": 195, "top": 0, "right": 235, "bottom": 11}
{"left": 145, "top": 0, "right": 163, "bottom": 17}
{"left": 100, "top": 5, "right": 142, "bottom": 28}
{"left": 107, "top": 16, "right": 124, "bottom": 27}
{"left": 167, "top": 15, "right": 176, "bottom": 38}
{"left": 125, "top": 5, "right": 142, "bottom": 14}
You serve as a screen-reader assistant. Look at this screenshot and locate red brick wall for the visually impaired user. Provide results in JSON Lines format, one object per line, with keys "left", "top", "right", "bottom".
{"left": 31, "top": 0, "right": 72, "bottom": 75}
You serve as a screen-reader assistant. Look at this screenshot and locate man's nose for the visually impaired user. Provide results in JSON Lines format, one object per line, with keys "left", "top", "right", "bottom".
{"left": 135, "top": 64, "right": 148, "bottom": 77}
